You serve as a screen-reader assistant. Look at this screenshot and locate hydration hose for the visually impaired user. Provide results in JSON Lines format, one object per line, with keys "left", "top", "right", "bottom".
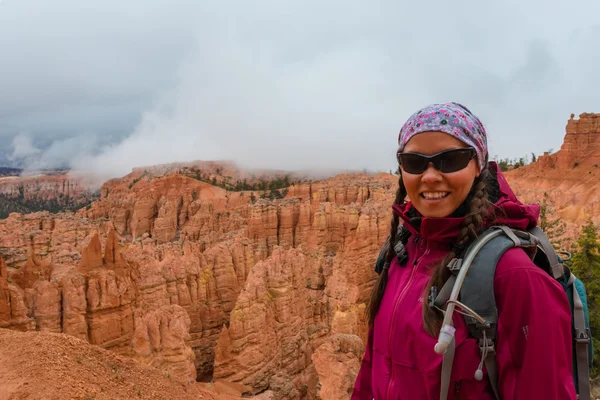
{"left": 432, "top": 228, "right": 505, "bottom": 380}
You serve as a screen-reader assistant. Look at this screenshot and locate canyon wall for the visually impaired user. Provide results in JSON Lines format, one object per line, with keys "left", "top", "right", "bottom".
{"left": 0, "top": 170, "right": 395, "bottom": 399}
{"left": 504, "top": 112, "right": 600, "bottom": 246}
{"left": 2, "top": 111, "right": 598, "bottom": 399}
{"left": 0, "top": 173, "right": 99, "bottom": 218}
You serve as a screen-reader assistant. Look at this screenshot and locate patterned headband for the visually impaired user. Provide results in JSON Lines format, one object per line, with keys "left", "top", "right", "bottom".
{"left": 397, "top": 102, "right": 488, "bottom": 171}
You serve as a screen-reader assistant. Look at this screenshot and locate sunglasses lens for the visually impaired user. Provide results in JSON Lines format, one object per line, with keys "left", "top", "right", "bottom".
{"left": 437, "top": 149, "right": 474, "bottom": 173}
{"left": 398, "top": 148, "right": 475, "bottom": 174}
{"left": 398, "top": 153, "right": 430, "bottom": 174}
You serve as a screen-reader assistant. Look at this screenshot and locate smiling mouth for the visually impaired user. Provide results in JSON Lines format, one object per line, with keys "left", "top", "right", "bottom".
{"left": 420, "top": 192, "right": 450, "bottom": 200}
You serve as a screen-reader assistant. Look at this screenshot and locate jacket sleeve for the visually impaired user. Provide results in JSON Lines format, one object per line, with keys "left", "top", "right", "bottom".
{"left": 351, "top": 327, "right": 374, "bottom": 400}
{"left": 494, "top": 248, "right": 577, "bottom": 400}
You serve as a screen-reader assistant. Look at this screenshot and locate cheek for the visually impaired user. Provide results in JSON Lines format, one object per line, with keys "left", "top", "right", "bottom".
{"left": 400, "top": 173, "right": 420, "bottom": 195}
{"left": 448, "top": 168, "right": 478, "bottom": 194}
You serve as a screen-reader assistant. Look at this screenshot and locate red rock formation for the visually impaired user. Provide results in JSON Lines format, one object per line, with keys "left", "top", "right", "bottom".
{"left": 534, "top": 113, "right": 600, "bottom": 170}
{"left": 505, "top": 113, "right": 600, "bottom": 244}
{"left": 0, "top": 174, "right": 90, "bottom": 200}
{"left": 4, "top": 146, "right": 596, "bottom": 399}
{"left": 0, "top": 167, "right": 394, "bottom": 398}
{"left": 312, "top": 334, "right": 364, "bottom": 400}
{"left": 132, "top": 304, "right": 197, "bottom": 382}
{"left": 0, "top": 172, "right": 99, "bottom": 219}
{"left": 211, "top": 176, "right": 391, "bottom": 399}
{"left": 84, "top": 174, "right": 241, "bottom": 243}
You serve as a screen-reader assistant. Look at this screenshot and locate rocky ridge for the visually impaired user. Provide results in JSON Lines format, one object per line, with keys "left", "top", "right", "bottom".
{"left": 0, "top": 172, "right": 99, "bottom": 218}
{"left": 1, "top": 112, "right": 598, "bottom": 399}
{"left": 504, "top": 112, "right": 600, "bottom": 246}
{"left": 0, "top": 167, "right": 395, "bottom": 399}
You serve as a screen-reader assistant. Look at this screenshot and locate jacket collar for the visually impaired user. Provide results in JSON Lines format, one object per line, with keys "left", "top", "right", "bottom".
{"left": 391, "top": 162, "right": 539, "bottom": 244}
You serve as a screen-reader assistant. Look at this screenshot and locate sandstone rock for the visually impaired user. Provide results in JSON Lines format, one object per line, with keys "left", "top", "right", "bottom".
{"left": 312, "top": 334, "right": 364, "bottom": 400}
{"left": 0, "top": 173, "right": 99, "bottom": 218}
{"left": 59, "top": 272, "right": 89, "bottom": 340}
{"left": 505, "top": 113, "right": 600, "bottom": 245}
{"left": 0, "top": 257, "right": 11, "bottom": 326}
{"left": 533, "top": 112, "right": 600, "bottom": 170}
{"left": 0, "top": 163, "right": 400, "bottom": 398}
{"left": 79, "top": 232, "right": 104, "bottom": 270}
{"left": 133, "top": 304, "right": 197, "bottom": 383}
{"left": 5, "top": 153, "right": 595, "bottom": 400}
{"left": 0, "top": 174, "right": 93, "bottom": 200}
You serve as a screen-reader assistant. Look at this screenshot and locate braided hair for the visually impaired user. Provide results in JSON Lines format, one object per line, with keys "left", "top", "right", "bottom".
{"left": 421, "top": 168, "right": 495, "bottom": 336}
{"left": 367, "top": 174, "right": 409, "bottom": 327}
{"left": 367, "top": 163, "right": 499, "bottom": 334}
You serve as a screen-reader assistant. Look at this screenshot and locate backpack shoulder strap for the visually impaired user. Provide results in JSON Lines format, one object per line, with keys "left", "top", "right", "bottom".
{"left": 528, "top": 226, "right": 564, "bottom": 279}
{"left": 435, "top": 225, "right": 539, "bottom": 400}
{"left": 437, "top": 225, "right": 592, "bottom": 400}
{"left": 374, "top": 225, "right": 410, "bottom": 274}
{"left": 568, "top": 271, "right": 592, "bottom": 400}
{"left": 435, "top": 226, "right": 539, "bottom": 328}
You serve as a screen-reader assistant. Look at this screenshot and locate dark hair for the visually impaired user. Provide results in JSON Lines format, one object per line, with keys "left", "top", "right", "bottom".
{"left": 367, "top": 174, "right": 408, "bottom": 327}
{"left": 367, "top": 166, "right": 498, "bottom": 334}
{"left": 421, "top": 168, "right": 495, "bottom": 336}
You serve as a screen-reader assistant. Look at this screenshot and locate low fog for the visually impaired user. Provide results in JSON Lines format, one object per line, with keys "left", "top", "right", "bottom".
{"left": 1, "top": 1, "right": 599, "bottom": 182}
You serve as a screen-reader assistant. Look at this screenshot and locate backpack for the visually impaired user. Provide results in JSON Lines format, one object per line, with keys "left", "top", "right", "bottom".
{"left": 375, "top": 225, "right": 593, "bottom": 400}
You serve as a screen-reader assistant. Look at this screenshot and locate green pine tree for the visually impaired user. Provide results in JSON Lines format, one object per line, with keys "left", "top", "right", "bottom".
{"left": 569, "top": 218, "right": 600, "bottom": 374}
{"left": 539, "top": 192, "right": 567, "bottom": 248}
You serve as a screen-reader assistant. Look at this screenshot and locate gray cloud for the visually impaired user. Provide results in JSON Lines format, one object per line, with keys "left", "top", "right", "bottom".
{"left": 1, "top": 1, "right": 599, "bottom": 180}
{"left": 9, "top": 133, "right": 41, "bottom": 160}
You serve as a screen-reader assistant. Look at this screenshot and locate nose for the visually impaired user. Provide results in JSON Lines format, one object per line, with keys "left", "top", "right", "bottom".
{"left": 421, "top": 163, "right": 443, "bottom": 184}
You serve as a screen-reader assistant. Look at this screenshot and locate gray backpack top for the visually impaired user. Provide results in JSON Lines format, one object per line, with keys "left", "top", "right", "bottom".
{"left": 376, "top": 225, "right": 592, "bottom": 400}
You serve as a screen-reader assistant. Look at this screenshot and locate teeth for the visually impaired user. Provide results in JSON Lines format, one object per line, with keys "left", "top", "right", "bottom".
{"left": 422, "top": 192, "right": 449, "bottom": 200}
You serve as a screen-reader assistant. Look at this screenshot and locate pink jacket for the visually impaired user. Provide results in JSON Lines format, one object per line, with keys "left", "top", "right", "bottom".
{"left": 352, "top": 164, "right": 576, "bottom": 399}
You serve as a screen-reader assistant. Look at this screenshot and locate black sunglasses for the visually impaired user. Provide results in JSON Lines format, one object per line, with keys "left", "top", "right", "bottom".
{"left": 397, "top": 148, "right": 477, "bottom": 174}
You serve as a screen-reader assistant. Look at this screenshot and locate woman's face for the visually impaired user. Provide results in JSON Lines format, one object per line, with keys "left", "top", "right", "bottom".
{"left": 400, "top": 131, "right": 480, "bottom": 218}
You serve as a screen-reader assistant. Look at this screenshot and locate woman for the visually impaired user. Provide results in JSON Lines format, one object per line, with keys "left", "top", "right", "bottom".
{"left": 352, "top": 102, "right": 576, "bottom": 399}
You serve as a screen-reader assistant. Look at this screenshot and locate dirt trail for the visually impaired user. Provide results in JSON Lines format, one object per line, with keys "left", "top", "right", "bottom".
{"left": 0, "top": 329, "right": 238, "bottom": 400}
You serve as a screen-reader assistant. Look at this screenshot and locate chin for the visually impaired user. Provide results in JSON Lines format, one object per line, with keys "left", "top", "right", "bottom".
{"left": 414, "top": 202, "right": 455, "bottom": 219}
{"left": 422, "top": 210, "right": 452, "bottom": 218}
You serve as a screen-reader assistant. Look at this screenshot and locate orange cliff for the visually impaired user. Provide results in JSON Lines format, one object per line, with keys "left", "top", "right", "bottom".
{"left": 504, "top": 112, "right": 600, "bottom": 244}
{"left": 536, "top": 112, "right": 600, "bottom": 169}
{"left": 0, "top": 174, "right": 90, "bottom": 200}
{"left": 0, "top": 171, "right": 100, "bottom": 218}
{"left": 0, "top": 166, "right": 396, "bottom": 399}
{"left": 1, "top": 142, "right": 598, "bottom": 399}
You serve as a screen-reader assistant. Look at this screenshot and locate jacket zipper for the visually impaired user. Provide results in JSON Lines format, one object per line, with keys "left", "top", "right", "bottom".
{"left": 385, "top": 238, "right": 430, "bottom": 399}
{"left": 454, "top": 380, "right": 462, "bottom": 399}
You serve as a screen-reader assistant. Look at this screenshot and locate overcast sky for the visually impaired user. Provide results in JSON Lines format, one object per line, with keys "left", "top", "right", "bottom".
{"left": 0, "top": 1, "right": 599, "bottom": 180}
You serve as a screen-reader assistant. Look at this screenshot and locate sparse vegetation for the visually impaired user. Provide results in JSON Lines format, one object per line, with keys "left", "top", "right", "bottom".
{"left": 180, "top": 167, "right": 295, "bottom": 193}
{"left": 493, "top": 153, "right": 536, "bottom": 172}
{"left": 260, "top": 188, "right": 288, "bottom": 200}
{"left": 129, "top": 170, "right": 149, "bottom": 189}
{"left": 0, "top": 191, "right": 100, "bottom": 219}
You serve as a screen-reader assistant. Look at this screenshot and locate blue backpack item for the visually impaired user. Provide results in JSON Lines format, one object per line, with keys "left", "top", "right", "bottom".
{"left": 376, "top": 225, "right": 593, "bottom": 400}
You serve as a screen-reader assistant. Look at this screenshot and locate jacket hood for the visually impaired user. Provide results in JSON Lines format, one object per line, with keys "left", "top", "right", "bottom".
{"left": 391, "top": 161, "right": 540, "bottom": 243}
